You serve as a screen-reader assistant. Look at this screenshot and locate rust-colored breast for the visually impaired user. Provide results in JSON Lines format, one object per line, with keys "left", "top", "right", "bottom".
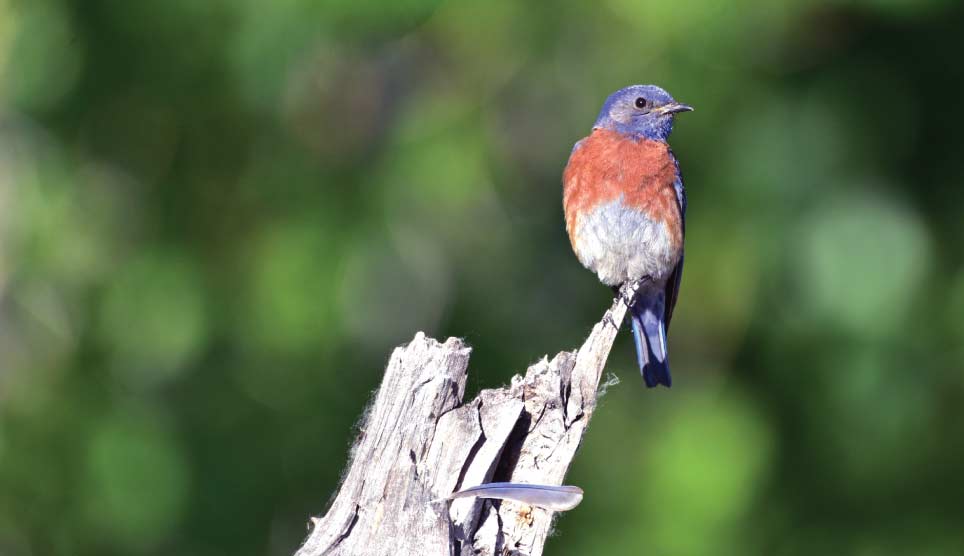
{"left": 562, "top": 129, "right": 683, "bottom": 251}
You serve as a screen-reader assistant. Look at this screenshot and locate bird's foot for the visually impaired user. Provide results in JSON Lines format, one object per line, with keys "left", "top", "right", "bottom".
{"left": 611, "top": 286, "right": 632, "bottom": 309}
{"left": 615, "top": 278, "right": 649, "bottom": 308}
{"left": 606, "top": 278, "right": 651, "bottom": 329}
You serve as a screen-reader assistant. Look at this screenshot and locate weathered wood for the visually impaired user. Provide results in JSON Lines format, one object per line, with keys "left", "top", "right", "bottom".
{"left": 295, "top": 284, "right": 638, "bottom": 556}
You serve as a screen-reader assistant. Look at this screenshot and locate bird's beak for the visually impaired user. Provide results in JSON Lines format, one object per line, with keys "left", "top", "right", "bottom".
{"left": 655, "top": 102, "right": 694, "bottom": 115}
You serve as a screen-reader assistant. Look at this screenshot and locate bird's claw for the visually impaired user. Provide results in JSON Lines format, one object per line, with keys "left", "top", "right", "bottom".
{"left": 603, "top": 312, "right": 621, "bottom": 330}
{"left": 619, "top": 288, "right": 636, "bottom": 308}
{"left": 616, "top": 278, "right": 649, "bottom": 308}
{"left": 606, "top": 277, "right": 651, "bottom": 329}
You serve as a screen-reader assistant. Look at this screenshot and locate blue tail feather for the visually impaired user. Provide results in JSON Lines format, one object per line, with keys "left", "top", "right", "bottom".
{"left": 630, "top": 295, "right": 671, "bottom": 388}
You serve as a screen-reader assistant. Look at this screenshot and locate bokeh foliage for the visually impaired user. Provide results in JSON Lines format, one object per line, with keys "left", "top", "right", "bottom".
{"left": 1, "top": 0, "right": 963, "bottom": 554}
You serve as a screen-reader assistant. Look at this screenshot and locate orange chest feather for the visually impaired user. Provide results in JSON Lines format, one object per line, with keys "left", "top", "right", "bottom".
{"left": 563, "top": 129, "right": 682, "bottom": 247}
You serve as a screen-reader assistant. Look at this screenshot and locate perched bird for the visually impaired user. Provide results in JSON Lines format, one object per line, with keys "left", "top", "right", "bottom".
{"left": 563, "top": 85, "right": 692, "bottom": 388}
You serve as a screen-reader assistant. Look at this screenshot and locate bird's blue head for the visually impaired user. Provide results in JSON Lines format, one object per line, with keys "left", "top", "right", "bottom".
{"left": 593, "top": 84, "right": 692, "bottom": 142}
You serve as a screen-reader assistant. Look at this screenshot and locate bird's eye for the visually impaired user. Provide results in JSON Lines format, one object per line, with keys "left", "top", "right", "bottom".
{"left": 634, "top": 97, "right": 648, "bottom": 109}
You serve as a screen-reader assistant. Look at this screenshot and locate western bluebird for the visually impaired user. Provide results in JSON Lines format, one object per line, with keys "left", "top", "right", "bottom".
{"left": 563, "top": 85, "right": 692, "bottom": 388}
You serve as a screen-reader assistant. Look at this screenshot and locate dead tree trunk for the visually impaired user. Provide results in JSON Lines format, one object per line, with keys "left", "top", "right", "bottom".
{"left": 294, "top": 284, "right": 638, "bottom": 556}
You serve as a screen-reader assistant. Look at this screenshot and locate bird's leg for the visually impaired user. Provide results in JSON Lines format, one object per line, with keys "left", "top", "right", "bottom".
{"left": 600, "top": 286, "right": 622, "bottom": 330}
{"left": 605, "top": 284, "right": 634, "bottom": 329}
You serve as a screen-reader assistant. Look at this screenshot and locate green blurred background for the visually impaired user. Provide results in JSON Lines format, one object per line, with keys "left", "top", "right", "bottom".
{"left": 2, "top": 0, "right": 963, "bottom": 554}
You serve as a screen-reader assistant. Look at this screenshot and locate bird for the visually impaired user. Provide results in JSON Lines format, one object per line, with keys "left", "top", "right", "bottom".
{"left": 563, "top": 85, "right": 692, "bottom": 388}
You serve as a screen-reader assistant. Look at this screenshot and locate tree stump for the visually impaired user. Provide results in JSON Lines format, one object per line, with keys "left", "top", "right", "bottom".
{"left": 294, "top": 284, "right": 638, "bottom": 556}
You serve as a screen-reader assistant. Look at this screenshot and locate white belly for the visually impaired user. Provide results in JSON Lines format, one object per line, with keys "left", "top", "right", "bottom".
{"left": 573, "top": 197, "right": 680, "bottom": 286}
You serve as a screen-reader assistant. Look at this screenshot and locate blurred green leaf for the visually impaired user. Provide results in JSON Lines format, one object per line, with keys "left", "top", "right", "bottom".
{"left": 83, "top": 409, "right": 189, "bottom": 551}
{"left": 99, "top": 249, "right": 208, "bottom": 387}
{"left": 1, "top": 0, "right": 82, "bottom": 111}
{"left": 239, "top": 220, "right": 338, "bottom": 355}
{"left": 793, "top": 190, "right": 931, "bottom": 336}
{"left": 638, "top": 390, "right": 773, "bottom": 555}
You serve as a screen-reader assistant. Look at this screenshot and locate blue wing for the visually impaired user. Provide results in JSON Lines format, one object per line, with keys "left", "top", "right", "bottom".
{"left": 664, "top": 158, "right": 685, "bottom": 329}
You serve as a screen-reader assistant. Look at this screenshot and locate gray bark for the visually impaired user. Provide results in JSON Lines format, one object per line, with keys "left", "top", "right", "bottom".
{"left": 294, "top": 284, "right": 638, "bottom": 556}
